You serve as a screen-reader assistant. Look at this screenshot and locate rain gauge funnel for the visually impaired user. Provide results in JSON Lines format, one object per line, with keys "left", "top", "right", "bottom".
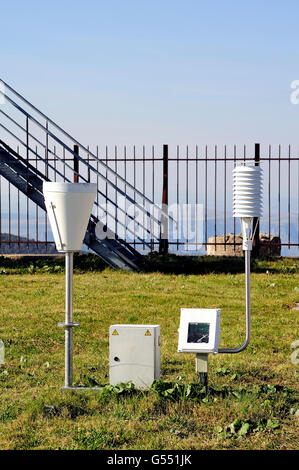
{"left": 43, "top": 182, "right": 97, "bottom": 390}
{"left": 43, "top": 182, "right": 97, "bottom": 252}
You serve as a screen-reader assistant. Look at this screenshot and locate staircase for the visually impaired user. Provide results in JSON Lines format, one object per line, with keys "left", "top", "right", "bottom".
{"left": 0, "top": 80, "right": 168, "bottom": 270}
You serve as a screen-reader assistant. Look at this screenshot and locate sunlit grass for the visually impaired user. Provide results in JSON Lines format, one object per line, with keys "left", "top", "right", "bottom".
{"left": 0, "top": 256, "right": 298, "bottom": 449}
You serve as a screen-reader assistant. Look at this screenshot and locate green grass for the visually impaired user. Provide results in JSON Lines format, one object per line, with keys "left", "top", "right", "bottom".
{"left": 0, "top": 255, "right": 298, "bottom": 450}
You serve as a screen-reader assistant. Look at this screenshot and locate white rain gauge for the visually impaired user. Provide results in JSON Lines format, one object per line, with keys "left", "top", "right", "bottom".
{"left": 178, "top": 164, "right": 263, "bottom": 386}
{"left": 43, "top": 182, "right": 97, "bottom": 390}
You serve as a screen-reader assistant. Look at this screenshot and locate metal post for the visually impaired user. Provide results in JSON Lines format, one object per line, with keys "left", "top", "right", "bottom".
{"left": 26, "top": 117, "right": 29, "bottom": 250}
{"left": 159, "top": 144, "right": 169, "bottom": 254}
{"left": 195, "top": 353, "right": 208, "bottom": 388}
{"left": 218, "top": 249, "right": 251, "bottom": 353}
{"left": 59, "top": 250, "right": 101, "bottom": 391}
{"left": 58, "top": 251, "right": 80, "bottom": 389}
{"left": 45, "top": 120, "right": 49, "bottom": 179}
{"left": 252, "top": 143, "right": 260, "bottom": 257}
{"left": 26, "top": 116, "right": 29, "bottom": 162}
{"left": 245, "top": 249, "right": 251, "bottom": 346}
{"left": 65, "top": 251, "right": 73, "bottom": 388}
{"left": 74, "top": 144, "right": 79, "bottom": 183}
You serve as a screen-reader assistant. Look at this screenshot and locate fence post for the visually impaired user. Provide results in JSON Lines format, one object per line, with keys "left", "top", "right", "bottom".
{"left": 252, "top": 143, "right": 260, "bottom": 257}
{"left": 73, "top": 145, "right": 79, "bottom": 183}
{"left": 159, "top": 144, "right": 169, "bottom": 254}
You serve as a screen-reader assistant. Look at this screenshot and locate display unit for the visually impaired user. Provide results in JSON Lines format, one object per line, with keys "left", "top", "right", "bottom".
{"left": 178, "top": 309, "right": 221, "bottom": 354}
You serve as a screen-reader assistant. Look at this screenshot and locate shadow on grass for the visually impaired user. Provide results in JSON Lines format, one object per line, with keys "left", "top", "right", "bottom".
{"left": 0, "top": 253, "right": 107, "bottom": 274}
{"left": 143, "top": 252, "right": 298, "bottom": 275}
{"left": 0, "top": 252, "right": 297, "bottom": 275}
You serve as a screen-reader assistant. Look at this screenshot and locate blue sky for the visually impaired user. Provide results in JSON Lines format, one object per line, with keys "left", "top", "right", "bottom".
{"left": 1, "top": 0, "right": 299, "bottom": 149}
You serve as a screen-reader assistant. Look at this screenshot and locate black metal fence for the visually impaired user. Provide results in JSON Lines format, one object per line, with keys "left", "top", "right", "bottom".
{"left": 0, "top": 142, "right": 298, "bottom": 257}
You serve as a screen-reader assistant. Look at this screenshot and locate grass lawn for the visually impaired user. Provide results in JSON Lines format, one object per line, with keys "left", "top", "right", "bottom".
{"left": 0, "top": 255, "right": 298, "bottom": 450}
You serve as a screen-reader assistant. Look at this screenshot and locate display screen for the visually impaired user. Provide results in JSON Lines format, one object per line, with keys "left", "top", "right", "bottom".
{"left": 187, "top": 323, "right": 210, "bottom": 344}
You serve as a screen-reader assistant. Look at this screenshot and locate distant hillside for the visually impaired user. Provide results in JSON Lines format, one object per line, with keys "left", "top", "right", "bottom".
{"left": 0, "top": 233, "right": 57, "bottom": 254}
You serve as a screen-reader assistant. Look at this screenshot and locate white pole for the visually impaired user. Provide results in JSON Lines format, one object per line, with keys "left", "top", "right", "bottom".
{"left": 218, "top": 248, "right": 251, "bottom": 354}
{"left": 65, "top": 252, "right": 74, "bottom": 388}
{"left": 218, "top": 164, "right": 262, "bottom": 354}
{"left": 245, "top": 249, "right": 251, "bottom": 347}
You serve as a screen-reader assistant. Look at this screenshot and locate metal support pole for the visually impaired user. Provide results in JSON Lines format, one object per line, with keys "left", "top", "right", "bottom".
{"left": 58, "top": 251, "right": 79, "bottom": 389}
{"left": 218, "top": 249, "right": 251, "bottom": 354}
{"left": 195, "top": 353, "right": 208, "bottom": 388}
{"left": 73, "top": 144, "right": 79, "bottom": 183}
{"left": 252, "top": 143, "right": 260, "bottom": 257}
{"left": 65, "top": 251, "right": 73, "bottom": 388}
{"left": 59, "top": 251, "right": 102, "bottom": 391}
{"left": 159, "top": 144, "right": 169, "bottom": 254}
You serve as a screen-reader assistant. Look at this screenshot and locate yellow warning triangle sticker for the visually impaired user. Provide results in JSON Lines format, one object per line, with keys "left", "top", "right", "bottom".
{"left": 145, "top": 330, "right": 151, "bottom": 336}
{"left": 112, "top": 329, "right": 119, "bottom": 336}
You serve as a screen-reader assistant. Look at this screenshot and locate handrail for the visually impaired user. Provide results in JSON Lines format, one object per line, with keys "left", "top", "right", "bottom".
{"left": 0, "top": 138, "right": 50, "bottom": 182}
{"left": 0, "top": 110, "right": 155, "bottom": 240}
{"left": 0, "top": 79, "right": 175, "bottom": 225}
{"left": 0, "top": 109, "right": 77, "bottom": 177}
{"left": 0, "top": 131, "right": 153, "bottom": 246}
{"left": 0, "top": 122, "right": 69, "bottom": 183}
{"left": 0, "top": 89, "right": 163, "bottom": 228}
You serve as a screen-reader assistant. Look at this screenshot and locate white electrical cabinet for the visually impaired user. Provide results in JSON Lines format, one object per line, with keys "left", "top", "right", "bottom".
{"left": 109, "top": 325, "right": 161, "bottom": 389}
{"left": 178, "top": 309, "right": 221, "bottom": 354}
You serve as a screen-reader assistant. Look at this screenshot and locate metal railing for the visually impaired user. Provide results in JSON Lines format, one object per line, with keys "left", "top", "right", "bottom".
{"left": 0, "top": 79, "right": 174, "bottom": 254}
{"left": 0, "top": 142, "right": 298, "bottom": 257}
{"left": 0, "top": 81, "right": 298, "bottom": 256}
